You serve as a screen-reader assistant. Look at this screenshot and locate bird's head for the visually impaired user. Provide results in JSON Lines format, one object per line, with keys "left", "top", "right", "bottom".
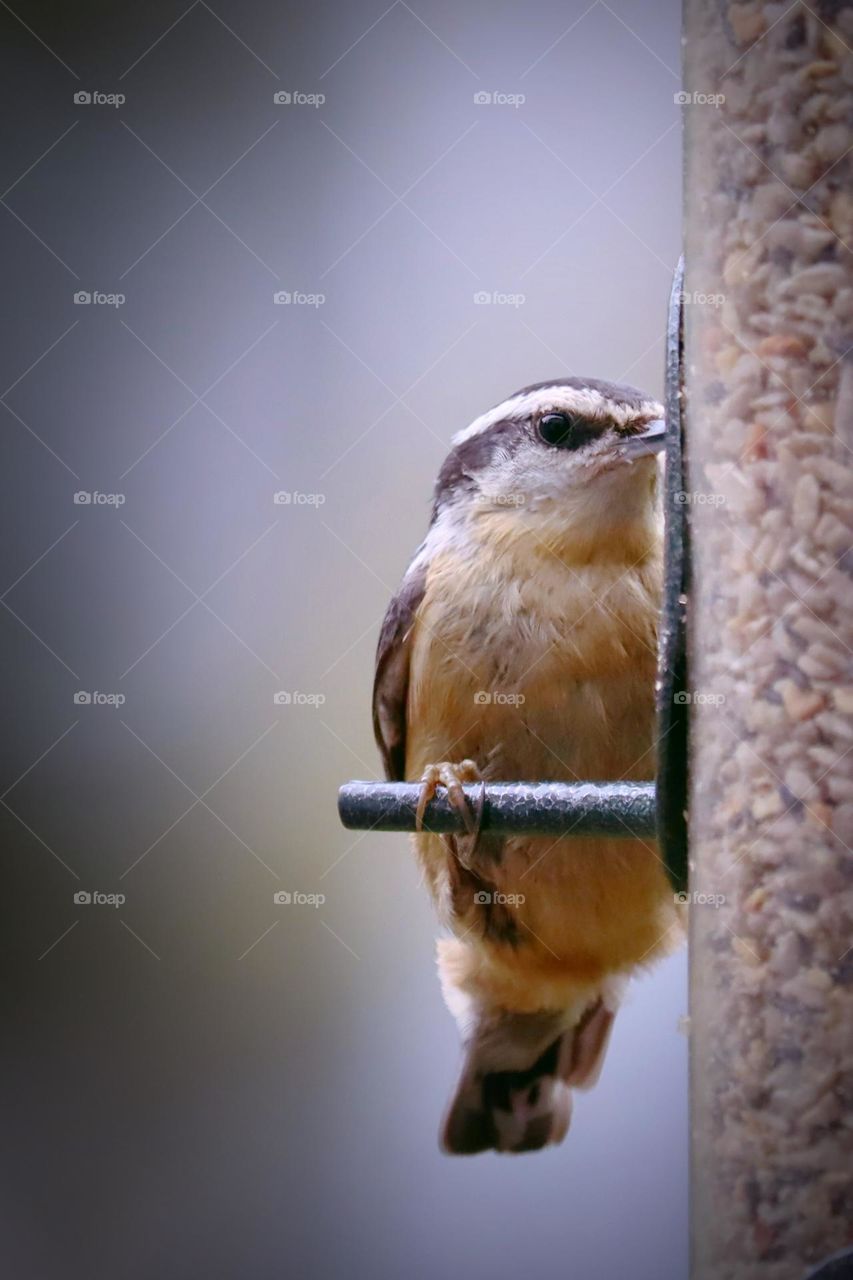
{"left": 433, "top": 377, "right": 665, "bottom": 561}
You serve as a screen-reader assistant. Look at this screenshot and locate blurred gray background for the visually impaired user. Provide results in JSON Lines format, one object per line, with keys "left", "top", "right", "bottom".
{"left": 0, "top": 2, "right": 685, "bottom": 1277}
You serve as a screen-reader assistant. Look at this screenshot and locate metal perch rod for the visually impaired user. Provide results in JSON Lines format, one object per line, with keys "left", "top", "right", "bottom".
{"left": 338, "top": 780, "right": 657, "bottom": 838}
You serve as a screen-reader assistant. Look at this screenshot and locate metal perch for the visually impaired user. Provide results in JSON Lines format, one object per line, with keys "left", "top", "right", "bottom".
{"left": 338, "top": 780, "right": 657, "bottom": 838}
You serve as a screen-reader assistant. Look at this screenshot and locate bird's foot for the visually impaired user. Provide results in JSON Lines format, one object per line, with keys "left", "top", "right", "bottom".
{"left": 415, "top": 759, "right": 485, "bottom": 870}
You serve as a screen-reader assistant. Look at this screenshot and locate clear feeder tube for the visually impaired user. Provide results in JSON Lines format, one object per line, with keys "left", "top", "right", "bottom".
{"left": 684, "top": 4, "right": 853, "bottom": 1279}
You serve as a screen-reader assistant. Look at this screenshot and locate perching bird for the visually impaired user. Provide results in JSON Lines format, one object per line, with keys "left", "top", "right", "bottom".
{"left": 372, "top": 377, "right": 682, "bottom": 1155}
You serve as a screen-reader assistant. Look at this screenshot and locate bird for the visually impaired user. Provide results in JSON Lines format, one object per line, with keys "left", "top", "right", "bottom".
{"left": 372, "top": 376, "right": 683, "bottom": 1155}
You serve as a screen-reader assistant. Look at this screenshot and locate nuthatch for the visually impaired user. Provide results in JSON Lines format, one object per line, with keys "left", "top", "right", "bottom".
{"left": 373, "top": 377, "right": 682, "bottom": 1155}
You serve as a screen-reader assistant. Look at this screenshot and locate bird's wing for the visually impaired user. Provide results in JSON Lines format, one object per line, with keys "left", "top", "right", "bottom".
{"left": 372, "top": 550, "right": 428, "bottom": 782}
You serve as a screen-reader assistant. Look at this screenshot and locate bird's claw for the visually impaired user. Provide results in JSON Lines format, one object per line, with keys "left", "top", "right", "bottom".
{"left": 415, "top": 760, "right": 486, "bottom": 869}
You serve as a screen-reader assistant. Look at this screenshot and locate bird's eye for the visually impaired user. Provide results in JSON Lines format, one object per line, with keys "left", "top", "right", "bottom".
{"left": 537, "top": 412, "right": 596, "bottom": 450}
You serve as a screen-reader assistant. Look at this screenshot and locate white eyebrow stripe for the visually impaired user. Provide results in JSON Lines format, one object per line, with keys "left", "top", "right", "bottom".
{"left": 452, "top": 386, "right": 664, "bottom": 445}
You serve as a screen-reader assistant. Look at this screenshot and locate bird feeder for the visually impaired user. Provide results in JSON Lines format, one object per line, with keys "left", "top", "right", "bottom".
{"left": 685, "top": 3, "right": 853, "bottom": 1277}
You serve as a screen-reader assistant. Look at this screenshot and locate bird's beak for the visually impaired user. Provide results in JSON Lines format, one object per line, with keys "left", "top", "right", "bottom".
{"left": 618, "top": 418, "right": 666, "bottom": 460}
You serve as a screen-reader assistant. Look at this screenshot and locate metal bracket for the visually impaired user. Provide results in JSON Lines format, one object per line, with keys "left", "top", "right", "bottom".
{"left": 655, "top": 256, "right": 689, "bottom": 891}
{"left": 338, "top": 261, "right": 690, "bottom": 892}
{"left": 803, "top": 1249, "right": 853, "bottom": 1280}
